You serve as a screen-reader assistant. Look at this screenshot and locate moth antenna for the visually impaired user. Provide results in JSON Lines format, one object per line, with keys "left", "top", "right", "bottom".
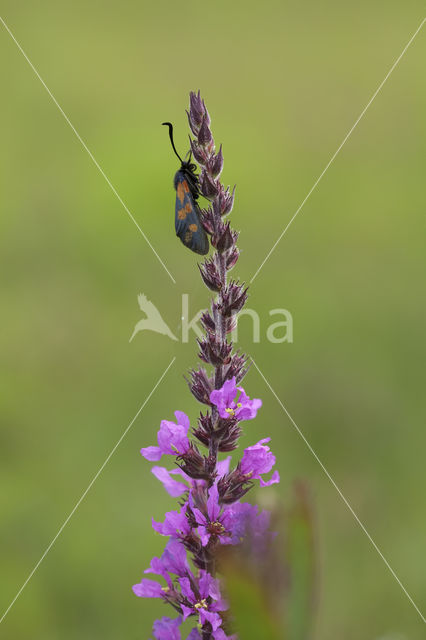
{"left": 162, "top": 122, "right": 183, "bottom": 163}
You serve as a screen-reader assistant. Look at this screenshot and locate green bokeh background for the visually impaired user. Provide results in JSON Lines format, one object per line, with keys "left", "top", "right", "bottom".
{"left": 1, "top": 2, "right": 425, "bottom": 638}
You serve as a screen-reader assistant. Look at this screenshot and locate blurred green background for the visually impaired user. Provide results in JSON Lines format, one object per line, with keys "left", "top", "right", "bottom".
{"left": 1, "top": 1, "right": 425, "bottom": 638}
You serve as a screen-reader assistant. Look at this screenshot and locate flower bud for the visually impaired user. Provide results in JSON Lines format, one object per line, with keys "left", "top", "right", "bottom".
{"left": 198, "top": 260, "right": 222, "bottom": 292}
{"left": 218, "top": 468, "right": 253, "bottom": 504}
{"left": 220, "top": 281, "right": 248, "bottom": 317}
{"left": 198, "top": 117, "right": 213, "bottom": 147}
{"left": 198, "top": 336, "right": 232, "bottom": 366}
{"left": 189, "top": 90, "right": 205, "bottom": 126}
{"left": 200, "top": 310, "right": 216, "bottom": 334}
{"left": 227, "top": 351, "right": 250, "bottom": 382}
{"left": 226, "top": 247, "right": 240, "bottom": 270}
{"left": 199, "top": 207, "right": 215, "bottom": 235}
{"left": 187, "top": 367, "right": 214, "bottom": 405}
{"left": 177, "top": 444, "right": 209, "bottom": 480}
{"left": 220, "top": 185, "right": 236, "bottom": 216}
{"left": 215, "top": 222, "right": 234, "bottom": 253}
{"left": 200, "top": 171, "right": 219, "bottom": 199}
{"left": 209, "top": 145, "right": 223, "bottom": 178}
{"left": 186, "top": 109, "right": 200, "bottom": 136}
{"left": 189, "top": 137, "right": 208, "bottom": 164}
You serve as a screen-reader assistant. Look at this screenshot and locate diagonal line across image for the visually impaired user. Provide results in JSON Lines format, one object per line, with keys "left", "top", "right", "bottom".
{"left": 0, "top": 16, "right": 176, "bottom": 285}
{"left": 0, "top": 357, "right": 176, "bottom": 625}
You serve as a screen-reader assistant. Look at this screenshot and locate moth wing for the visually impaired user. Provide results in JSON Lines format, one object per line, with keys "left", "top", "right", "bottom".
{"left": 175, "top": 175, "right": 209, "bottom": 255}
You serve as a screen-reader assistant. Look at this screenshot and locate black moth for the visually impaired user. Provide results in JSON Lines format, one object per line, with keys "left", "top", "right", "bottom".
{"left": 162, "top": 122, "right": 209, "bottom": 255}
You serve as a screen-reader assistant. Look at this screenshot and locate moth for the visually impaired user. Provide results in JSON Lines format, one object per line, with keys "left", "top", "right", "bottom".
{"left": 162, "top": 122, "right": 209, "bottom": 255}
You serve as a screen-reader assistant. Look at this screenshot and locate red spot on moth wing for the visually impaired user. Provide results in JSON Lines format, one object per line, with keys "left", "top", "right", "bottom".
{"left": 182, "top": 181, "right": 190, "bottom": 193}
{"left": 177, "top": 182, "right": 185, "bottom": 203}
{"left": 189, "top": 224, "right": 198, "bottom": 232}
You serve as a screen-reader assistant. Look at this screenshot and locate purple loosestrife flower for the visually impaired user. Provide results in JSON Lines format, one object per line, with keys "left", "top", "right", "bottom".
{"left": 141, "top": 411, "right": 190, "bottom": 462}
{"left": 190, "top": 484, "right": 234, "bottom": 546}
{"left": 179, "top": 570, "right": 227, "bottom": 633}
{"left": 210, "top": 376, "right": 261, "bottom": 421}
{"left": 151, "top": 466, "right": 189, "bottom": 498}
{"left": 152, "top": 503, "right": 191, "bottom": 540}
{"left": 240, "top": 438, "right": 280, "bottom": 487}
{"left": 152, "top": 616, "right": 182, "bottom": 640}
{"left": 151, "top": 617, "right": 202, "bottom": 640}
{"left": 152, "top": 457, "right": 231, "bottom": 498}
{"left": 132, "top": 538, "right": 189, "bottom": 597}
{"left": 132, "top": 92, "right": 281, "bottom": 640}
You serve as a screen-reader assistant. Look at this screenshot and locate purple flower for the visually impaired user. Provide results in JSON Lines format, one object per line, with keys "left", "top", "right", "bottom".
{"left": 147, "top": 538, "right": 189, "bottom": 579}
{"left": 141, "top": 411, "right": 190, "bottom": 461}
{"left": 152, "top": 616, "right": 182, "bottom": 640}
{"left": 210, "top": 377, "right": 261, "bottom": 421}
{"left": 132, "top": 578, "right": 164, "bottom": 598}
{"left": 240, "top": 438, "right": 280, "bottom": 487}
{"left": 151, "top": 618, "right": 202, "bottom": 640}
{"left": 133, "top": 539, "right": 189, "bottom": 598}
{"left": 190, "top": 484, "right": 234, "bottom": 546}
{"left": 152, "top": 504, "right": 191, "bottom": 540}
{"left": 226, "top": 502, "right": 271, "bottom": 544}
{"left": 152, "top": 457, "right": 231, "bottom": 498}
{"left": 151, "top": 466, "right": 189, "bottom": 498}
{"left": 212, "top": 631, "right": 237, "bottom": 640}
{"left": 179, "top": 570, "right": 227, "bottom": 631}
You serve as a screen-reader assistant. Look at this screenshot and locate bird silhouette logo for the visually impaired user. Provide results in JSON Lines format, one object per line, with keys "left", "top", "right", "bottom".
{"left": 129, "top": 294, "right": 178, "bottom": 343}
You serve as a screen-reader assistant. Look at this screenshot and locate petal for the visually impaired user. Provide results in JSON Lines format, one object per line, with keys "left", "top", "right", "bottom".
{"left": 179, "top": 576, "right": 195, "bottom": 602}
{"left": 207, "top": 484, "right": 220, "bottom": 521}
{"left": 209, "top": 389, "right": 225, "bottom": 413}
{"left": 192, "top": 507, "right": 208, "bottom": 527}
{"left": 216, "top": 456, "right": 231, "bottom": 478}
{"left": 259, "top": 470, "right": 280, "bottom": 487}
{"left": 152, "top": 616, "right": 182, "bottom": 640}
{"left": 144, "top": 556, "right": 164, "bottom": 577}
{"left": 235, "top": 397, "right": 262, "bottom": 421}
{"left": 162, "top": 538, "right": 189, "bottom": 576}
{"left": 186, "top": 629, "right": 202, "bottom": 640}
{"left": 158, "top": 420, "right": 190, "bottom": 455}
{"left": 174, "top": 410, "right": 190, "bottom": 432}
{"left": 199, "top": 570, "right": 221, "bottom": 601}
{"left": 198, "top": 525, "right": 210, "bottom": 547}
{"left": 209, "top": 378, "right": 237, "bottom": 418}
{"left": 170, "top": 468, "right": 191, "bottom": 480}
{"left": 199, "top": 609, "right": 222, "bottom": 631}
{"left": 141, "top": 446, "right": 162, "bottom": 461}
{"left": 181, "top": 605, "right": 193, "bottom": 622}
{"left": 165, "top": 508, "right": 190, "bottom": 535}
{"left": 220, "top": 377, "right": 237, "bottom": 406}
{"left": 132, "top": 578, "right": 163, "bottom": 598}
{"left": 211, "top": 597, "right": 229, "bottom": 612}
{"left": 240, "top": 439, "right": 275, "bottom": 477}
{"left": 151, "top": 466, "right": 188, "bottom": 497}
{"left": 152, "top": 517, "right": 168, "bottom": 536}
